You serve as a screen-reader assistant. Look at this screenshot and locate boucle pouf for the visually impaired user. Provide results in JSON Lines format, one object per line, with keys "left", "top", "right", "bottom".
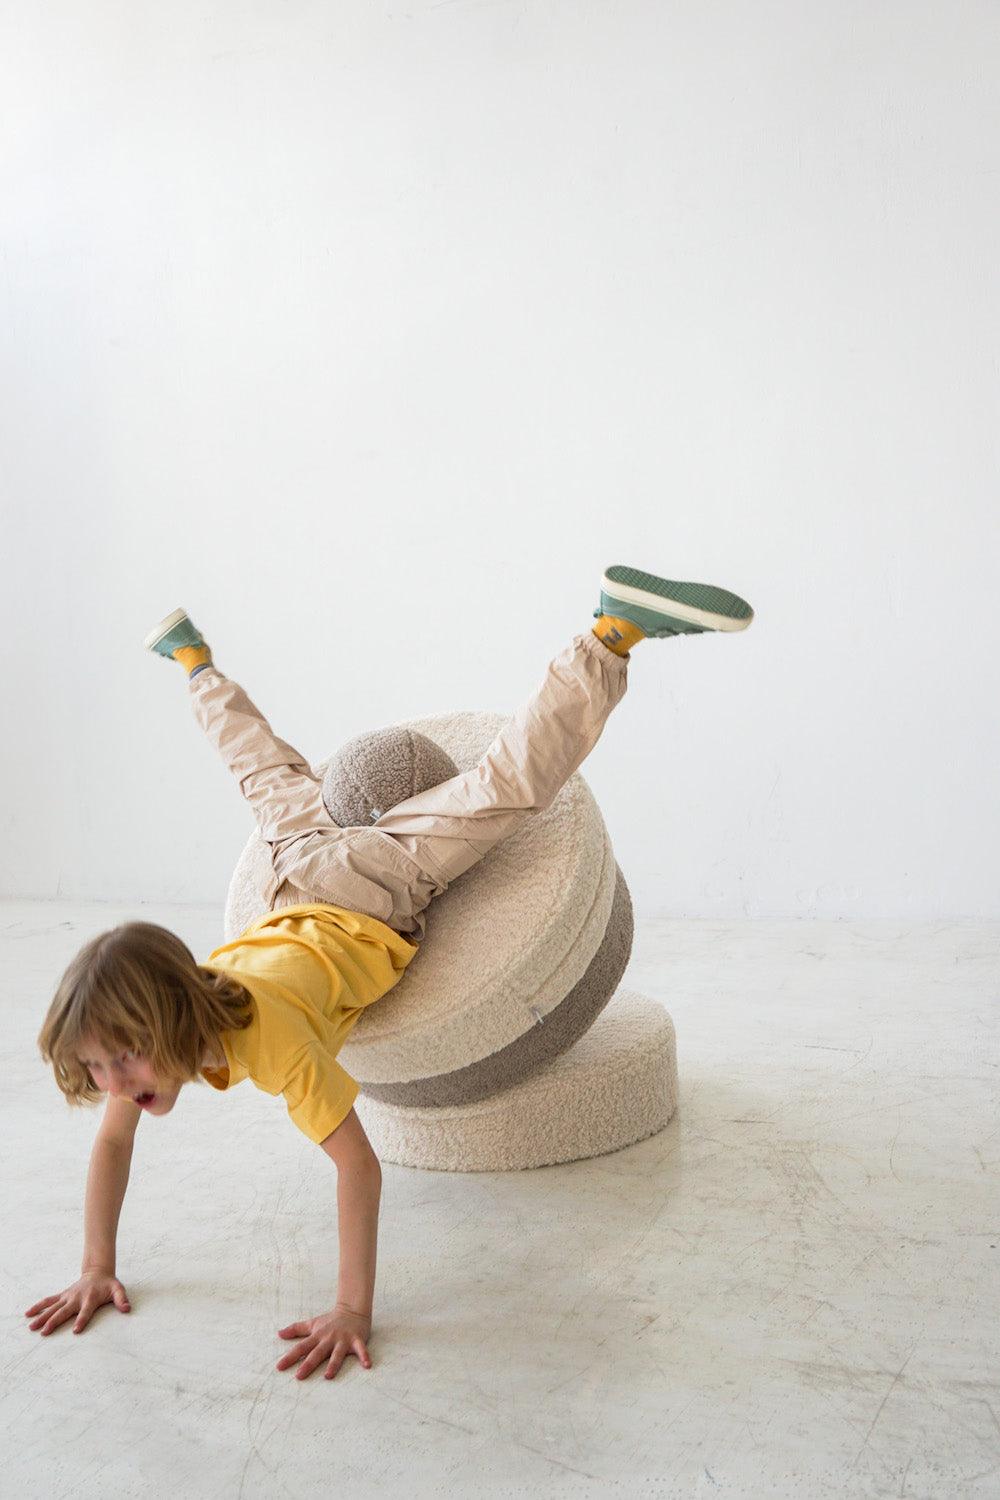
{"left": 225, "top": 711, "right": 633, "bottom": 1105}
{"left": 354, "top": 990, "right": 678, "bottom": 1172}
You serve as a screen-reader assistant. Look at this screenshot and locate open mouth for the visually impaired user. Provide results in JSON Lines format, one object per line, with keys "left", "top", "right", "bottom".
{"left": 134, "top": 1093, "right": 156, "bottom": 1107}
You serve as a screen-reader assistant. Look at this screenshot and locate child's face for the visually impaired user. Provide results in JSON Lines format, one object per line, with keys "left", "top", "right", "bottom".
{"left": 76, "top": 1035, "right": 183, "bottom": 1115}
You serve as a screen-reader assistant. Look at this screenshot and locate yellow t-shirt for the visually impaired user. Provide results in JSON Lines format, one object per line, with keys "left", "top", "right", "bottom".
{"left": 199, "top": 903, "right": 418, "bottom": 1144}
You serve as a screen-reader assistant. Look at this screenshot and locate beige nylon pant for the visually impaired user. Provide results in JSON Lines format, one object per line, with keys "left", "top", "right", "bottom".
{"left": 188, "top": 630, "right": 629, "bottom": 941}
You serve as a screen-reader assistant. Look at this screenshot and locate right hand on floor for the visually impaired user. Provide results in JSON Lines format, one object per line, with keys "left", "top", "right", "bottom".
{"left": 24, "top": 1270, "right": 132, "bottom": 1336}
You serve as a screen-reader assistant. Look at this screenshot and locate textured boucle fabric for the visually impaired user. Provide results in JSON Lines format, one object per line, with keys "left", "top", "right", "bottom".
{"left": 361, "top": 865, "right": 633, "bottom": 1107}
{"left": 224, "top": 711, "right": 633, "bottom": 1104}
{"left": 354, "top": 990, "right": 678, "bottom": 1172}
{"left": 341, "top": 807, "right": 616, "bottom": 1083}
{"left": 322, "top": 728, "right": 458, "bottom": 828}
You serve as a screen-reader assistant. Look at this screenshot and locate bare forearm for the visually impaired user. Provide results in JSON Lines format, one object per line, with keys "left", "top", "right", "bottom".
{"left": 81, "top": 1138, "right": 133, "bottom": 1274}
{"left": 335, "top": 1158, "right": 382, "bottom": 1318}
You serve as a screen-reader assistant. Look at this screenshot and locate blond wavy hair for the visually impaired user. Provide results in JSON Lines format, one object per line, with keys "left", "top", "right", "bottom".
{"left": 37, "top": 921, "right": 254, "bottom": 1106}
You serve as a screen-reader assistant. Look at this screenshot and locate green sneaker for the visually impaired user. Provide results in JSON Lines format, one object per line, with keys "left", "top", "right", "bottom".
{"left": 143, "top": 607, "right": 210, "bottom": 662}
{"left": 595, "top": 565, "right": 754, "bottom": 637}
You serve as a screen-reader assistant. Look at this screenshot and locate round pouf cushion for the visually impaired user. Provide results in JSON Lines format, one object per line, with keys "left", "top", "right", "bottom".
{"left": 224, "top": 711, "right": 634, "bottom": 1106}
{"left": 354, "top": 990, "right": 678, "bottom": 1172}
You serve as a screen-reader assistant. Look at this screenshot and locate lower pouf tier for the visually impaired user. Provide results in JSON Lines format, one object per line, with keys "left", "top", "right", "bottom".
{"left": 354, "top": 989, "right": 678, "bottom": 1172}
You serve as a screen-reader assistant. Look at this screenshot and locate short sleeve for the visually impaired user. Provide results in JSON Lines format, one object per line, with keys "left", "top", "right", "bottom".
{"left": 281, "top": 1043, "right": 361, "bottom": 1145}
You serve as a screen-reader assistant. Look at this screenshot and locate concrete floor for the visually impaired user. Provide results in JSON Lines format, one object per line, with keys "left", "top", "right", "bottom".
{"left": 3, "top": 900, "right": 998, "bottom": 1499}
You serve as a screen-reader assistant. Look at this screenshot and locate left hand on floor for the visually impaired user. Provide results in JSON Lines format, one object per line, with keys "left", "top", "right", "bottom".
{"left": 276, "top": 1303, "right": 373, "bottom": 1380}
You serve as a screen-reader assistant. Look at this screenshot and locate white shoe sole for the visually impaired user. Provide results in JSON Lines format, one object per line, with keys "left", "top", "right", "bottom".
{"left": 143, "top": 607, "right": 188, "bottom": 650}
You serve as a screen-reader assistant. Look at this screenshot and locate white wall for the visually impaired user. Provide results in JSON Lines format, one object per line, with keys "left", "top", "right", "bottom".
{"left": 2, "top": 1, "right": 997, "bottom": 919}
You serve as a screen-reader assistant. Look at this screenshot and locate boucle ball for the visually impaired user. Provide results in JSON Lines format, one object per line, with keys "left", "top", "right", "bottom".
{"left": 321, "top": 727, "right": 459, "bottom": 828}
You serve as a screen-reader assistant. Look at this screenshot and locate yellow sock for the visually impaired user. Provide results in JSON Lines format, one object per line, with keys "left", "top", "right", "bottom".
{"left": 173, "top": 644, "right": 212, "bottom": 674}
{"left": 592, "top": 615, "right": 645, "bottom": 656}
